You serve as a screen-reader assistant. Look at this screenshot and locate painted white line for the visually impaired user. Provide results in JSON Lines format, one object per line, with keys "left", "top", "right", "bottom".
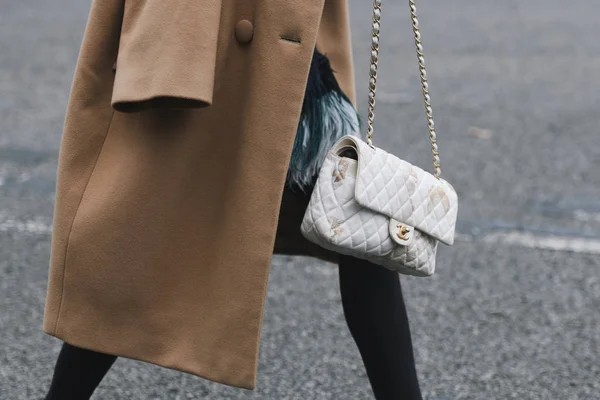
{"left": 1, "top": 210, "right": 600, "bottom": 255}
{"left": 0, "top": 212, "right": 52, "bottom": 235}
{"left": 478, "top": 231, "right": 600, "bottom": 255}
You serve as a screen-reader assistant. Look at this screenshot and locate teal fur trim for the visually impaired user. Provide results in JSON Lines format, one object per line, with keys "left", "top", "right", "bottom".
{"left": 286, "top": 49, "right": 360, "bottom": 191}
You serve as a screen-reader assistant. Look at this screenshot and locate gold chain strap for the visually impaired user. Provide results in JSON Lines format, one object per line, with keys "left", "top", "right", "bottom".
{"left": 366, "top": 0, "right": 381, "bottom": 147}
{"left": 366, "top": 0, "right": 442, "bottom": 179}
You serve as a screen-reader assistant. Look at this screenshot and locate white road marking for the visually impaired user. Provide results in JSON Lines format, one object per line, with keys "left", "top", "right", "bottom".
{"left": 0, "top": 212, "right": 52, "bottom": 234}
{"left": 476, "top": 231, "right": 600, "bottom": 255}
{"left": 1, "top": 210, "right": 600, "bottom": 255}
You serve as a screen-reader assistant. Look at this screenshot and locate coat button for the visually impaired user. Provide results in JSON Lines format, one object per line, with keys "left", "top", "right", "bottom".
{"left": 235, "top": 20, "right": 254, "bottom": 44}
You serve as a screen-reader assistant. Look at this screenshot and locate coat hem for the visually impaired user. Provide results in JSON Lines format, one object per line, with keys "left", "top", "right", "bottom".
{"left": 44, "top": 330, "right": 257, "bottom": 390}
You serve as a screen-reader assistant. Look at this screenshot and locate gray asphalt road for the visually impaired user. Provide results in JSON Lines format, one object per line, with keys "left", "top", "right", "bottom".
{"left": 1, "top": 1, "right": 599, "bottom": 399}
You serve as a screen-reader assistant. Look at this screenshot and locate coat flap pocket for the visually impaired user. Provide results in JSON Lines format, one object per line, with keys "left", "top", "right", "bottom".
{"left": 111, "top": 0, "right": 222, "bottom": 112}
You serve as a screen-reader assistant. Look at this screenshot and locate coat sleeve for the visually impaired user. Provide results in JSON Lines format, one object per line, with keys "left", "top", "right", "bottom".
{"left": 111, "top": 0, "right": 222, "bottom": 112}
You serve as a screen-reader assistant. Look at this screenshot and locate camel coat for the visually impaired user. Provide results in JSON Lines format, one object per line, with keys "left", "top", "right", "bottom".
{"left": 43, "top": 0, "right": 356, "bottom": 390}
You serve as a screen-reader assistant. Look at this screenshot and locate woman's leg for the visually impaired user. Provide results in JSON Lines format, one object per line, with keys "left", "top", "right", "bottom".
{"left": 338, "top": 254, "right": 423, "bottom": 400}
{"left": 45, "top": 342, "right": 117, "bottom": 400}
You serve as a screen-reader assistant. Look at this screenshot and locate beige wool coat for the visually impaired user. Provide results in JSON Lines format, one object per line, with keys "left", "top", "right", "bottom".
{"left": 43, "top": 0, "right": 356, "bottom": 390}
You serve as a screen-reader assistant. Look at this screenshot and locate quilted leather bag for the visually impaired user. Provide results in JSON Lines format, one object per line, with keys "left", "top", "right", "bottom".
{"left": 300, "top": 0, "right": 458, "bottom": 276}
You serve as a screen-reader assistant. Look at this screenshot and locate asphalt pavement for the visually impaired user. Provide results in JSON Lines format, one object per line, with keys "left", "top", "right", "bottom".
{"left": 1, "top": 0, "right": 599, "bottom": 399}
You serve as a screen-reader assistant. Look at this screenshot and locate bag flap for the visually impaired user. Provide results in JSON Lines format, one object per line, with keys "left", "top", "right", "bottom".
{"left": 332, "top": 136, "right": 458, "bottom": 245}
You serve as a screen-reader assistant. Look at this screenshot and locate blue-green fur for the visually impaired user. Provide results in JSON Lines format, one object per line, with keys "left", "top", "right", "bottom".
{"left": 286, "top": 49, "right": 360, "bottom": 191}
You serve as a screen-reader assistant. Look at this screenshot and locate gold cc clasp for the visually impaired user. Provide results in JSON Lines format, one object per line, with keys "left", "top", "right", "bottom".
{"left": 396, "top": 224, "right": 410, "bottom": 241}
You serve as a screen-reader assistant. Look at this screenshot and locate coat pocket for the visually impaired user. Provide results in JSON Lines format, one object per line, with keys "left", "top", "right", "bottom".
{"left": 111, "top": 0, "right": 222, "bottom": 112}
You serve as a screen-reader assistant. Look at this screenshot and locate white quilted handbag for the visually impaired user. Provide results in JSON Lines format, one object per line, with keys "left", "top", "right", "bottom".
{"left": 300, "top": 0, "right": 458, "bottom": 276}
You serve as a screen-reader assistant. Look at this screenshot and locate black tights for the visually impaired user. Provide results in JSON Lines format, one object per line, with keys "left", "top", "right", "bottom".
{"left": 338, "top": 255, "right": 422, "bottom": 400}
{"left": 44, "top": 341, "right": 117, "bottom": 400}
{"left": 45, "top": 257, "right": 422, "bottom": 400}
